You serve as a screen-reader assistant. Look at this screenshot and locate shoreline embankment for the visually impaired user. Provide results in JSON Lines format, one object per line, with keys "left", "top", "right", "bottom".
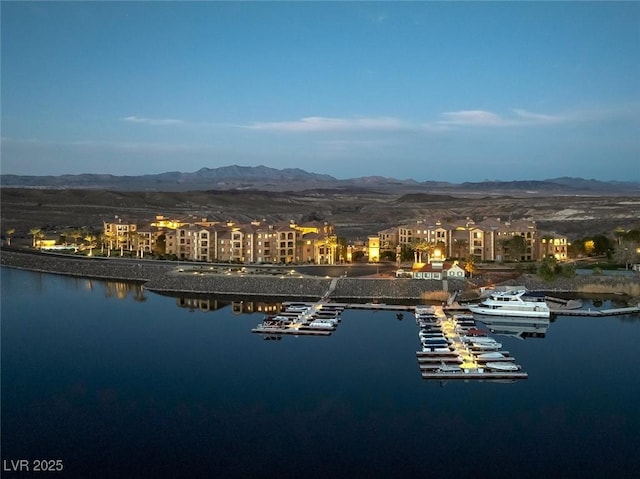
{"left": 2, "top": 249, "right": 639, "bottom": 302}
{"left": 1, "top": 249, "right": 466, "bottom": 300}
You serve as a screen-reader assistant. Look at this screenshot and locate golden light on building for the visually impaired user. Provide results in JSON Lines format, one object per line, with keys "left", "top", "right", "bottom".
{"left": 368, "top": 235, "right": 380, "bottom": 262}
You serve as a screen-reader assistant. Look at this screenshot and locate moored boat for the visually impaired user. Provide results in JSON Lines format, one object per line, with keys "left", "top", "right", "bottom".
{"left": 468, "top": 289, "right": 550, "bottom": 319}
{"left": 485, "top": 362, "right": 521, "bottom": 372}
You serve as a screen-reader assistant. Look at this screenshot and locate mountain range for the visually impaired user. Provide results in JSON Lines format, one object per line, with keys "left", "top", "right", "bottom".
{"left": 2, "top": 165, "right": 639, "bottom": 195}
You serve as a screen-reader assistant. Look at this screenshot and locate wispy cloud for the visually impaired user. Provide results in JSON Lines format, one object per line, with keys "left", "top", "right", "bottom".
{"left": 122, "top": 115, "right": 184, "bottom": 126}
{"left": 437, "top": 109, "right": 565, "bottom": 127}
{"left": 244, "top": 116, "right": 407, "bottom": 132}
{"left": 512, "top": 109, "right": 563, "bottom": 123}
{"left": 438, "top": 110, "right": 505, "bottom": 127}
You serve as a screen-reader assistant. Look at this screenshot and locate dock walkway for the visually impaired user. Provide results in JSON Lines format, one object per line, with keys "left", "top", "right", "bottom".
{"left": 549, "top": 306, "right": 640, "bottom": 316}
{"left": 415, "top": 306, "right": 528, "bottom": 382}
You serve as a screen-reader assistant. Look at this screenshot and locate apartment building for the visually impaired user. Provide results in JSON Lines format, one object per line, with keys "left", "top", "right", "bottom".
{"left": 536, "top": 232, "right": 569, "bottom": 261}
{"left": 102, "top": 217, "right": 137, "bottom": 252}
{"left": 377, "top": 217, "right": 549, "bottom": 262}
{"left": 121, "top": 217, "right": 338, "bottom": 264}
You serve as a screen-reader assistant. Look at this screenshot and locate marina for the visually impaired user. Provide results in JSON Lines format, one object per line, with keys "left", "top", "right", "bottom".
{"left": 4, "top": 267, "right": 640, "bottom": 478}
{"left": 249, "top": 285, "right": 638, "bottom": 384}
{"left": 251, "top": 300, "right": 345, "bottom": 337}
{"left": 414, "top": 306, "right": 528, "bottom": 381}
{"left": 253, "top": 297, "right": 532, "bottom": 382}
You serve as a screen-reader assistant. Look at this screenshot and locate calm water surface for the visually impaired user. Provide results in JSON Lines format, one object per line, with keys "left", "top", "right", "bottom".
{"left": 2, "top": 268, "right": 639, "bottom": 478}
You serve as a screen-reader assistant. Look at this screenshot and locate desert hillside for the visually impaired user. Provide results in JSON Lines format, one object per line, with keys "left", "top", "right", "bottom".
{"left": 2, "top": 186, "right": 639, "bottom": 241}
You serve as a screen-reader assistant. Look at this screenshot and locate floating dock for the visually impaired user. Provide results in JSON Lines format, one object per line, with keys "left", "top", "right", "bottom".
{"left": 549, "top": 306, "right": 640, "bottom": 316}
{"left": 252, "top": 300, "right": 344, "bottom": 337}
{"left": 421, "top": 371, "right": 528, "bottom": 380}
{"left": 415, "top": 306, "right": 529, "bottom": 382}
{"left": 252, "top": 326, "right": 332, "bottom": 336}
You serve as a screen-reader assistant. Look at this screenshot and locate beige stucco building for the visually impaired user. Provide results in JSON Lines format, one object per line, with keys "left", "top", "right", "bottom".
{"left": 108, "top": 217, "right": 338, "bottom": 264}
{"left": 376, "top": 217, "right": 554, "bottom": 262}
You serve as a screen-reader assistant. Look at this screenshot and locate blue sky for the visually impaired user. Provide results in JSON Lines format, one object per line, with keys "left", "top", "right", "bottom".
{"left": 2, "top": 1, "right": 639, "bottom": 182}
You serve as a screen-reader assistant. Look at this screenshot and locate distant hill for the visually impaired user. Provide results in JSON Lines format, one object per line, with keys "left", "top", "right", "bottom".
{"left": 1, "top": 165, "right": 639, "bottom": 195}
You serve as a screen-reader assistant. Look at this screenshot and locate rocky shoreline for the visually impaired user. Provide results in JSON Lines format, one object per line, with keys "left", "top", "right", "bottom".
{"left": 2, "top": 249, "right": 639, "bottom": 302}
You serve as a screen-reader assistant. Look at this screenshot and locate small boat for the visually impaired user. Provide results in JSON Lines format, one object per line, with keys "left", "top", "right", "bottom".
{"left": 419, "top": 330, "right": 445, "bottom": 338}
{"left": 465, "top": 328, "right": 488, "bottom": 337}
{"left": 462, "top": 336, "right": 496, "bottom": 343}
{"left": 485, "top": 362, "right": 521, "bottom": 372}
{"left": 437, "top": 361, "right": 462, "bottom": 373}
{"left": 471, "top": 341, "right": 503, "bottom": 350}
{"left": 477, "top": 352, "right": 506, "bottom": 360}
{"left": 308, "top": 318, "right": 336, "bottom": 329}
{"left": 285, "top": 303, "right": 311, "bottom": 313}
{"left": 422, "top": 346, "right": 452, "bottom": 353}
{"left": 420, "top": 337, "right": 447, "bottom": 344}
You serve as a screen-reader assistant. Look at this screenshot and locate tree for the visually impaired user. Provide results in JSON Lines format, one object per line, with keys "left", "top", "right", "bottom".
{"left": 29, "top": 227, "right": 43, "bottom": 248}
{"left": 538, "top": 255, "right": 558, "bottom": 281}
{"left": 560, "top": 263, "right": 576, "bottom": 278}
{"left": 568, "top": 239, "right": 586, "bottom": 257}
{"left": 5, "top": 228, "right": 15, "bottom": 246}
{"left": 463, "top": 256, "right": 476, "bottom": 278}
{"left": 67, "top": 229, "right": 83, "bottom": 248}
{"left": 130, "top": 232, "right": 146, "bottom": 258}
{"left": 318, "top": 235, "right": 338, "bottom": 264}
{"left": 500, "top": 235, "right": 527, "bottom": 261}
{"left": 116, "top": 232, "right": 127, "bottom": 256}
{"left": 613, "top": 239, "right": 640, "bottom": 270}
{"left": 509, "top": 235, "right": 527, "bottom": 261}
{"left": 153, "top": 234, "right": 166, "bottom": 257}
{"left": 411, "top": 239, "right": 437, "bottom": 263}
{"left": 84, "top": 234, "right": 97, "bottom": 256}
{"left": 592, "top": 234, "right": 613, "bottom": 256}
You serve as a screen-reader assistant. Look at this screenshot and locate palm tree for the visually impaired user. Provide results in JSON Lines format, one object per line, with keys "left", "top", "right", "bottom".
{"left": 320, "top": 235, "right": 338, "bottom": 264}
{"left": 29, "top": 227, "right": 43, "bottom": 248}
{"left": 133, "top": 232, "right": 146, "bottom": 258}
{"left": 101, "top": 230, "right": 117, "bottom": 257}
{"left": 116, "top": 233, "right": 127, "bottom": 256}
{"left": 5, "top": 228, "right": 15, "bottom": 246}
{"left": 84, "top": 234, "right": 97, "bottom": 256}
{"left": 97, "top": 233, "right": 106, "bottom": 254}
{"left": 126, "top": 231, "right": 139, "bottom": 252}
{"left": 410, "top": 239, "right": 427, "bottom": 263}
{"left": 68, "top": 229, "right": 83, "bottom": 249}
{"left": 412, "top": 239, "right": 438, "bottom": 263}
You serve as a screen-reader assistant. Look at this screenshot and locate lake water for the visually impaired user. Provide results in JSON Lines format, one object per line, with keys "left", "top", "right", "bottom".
{"left": 2, "top": 267, "right": 639, "bottom": 478}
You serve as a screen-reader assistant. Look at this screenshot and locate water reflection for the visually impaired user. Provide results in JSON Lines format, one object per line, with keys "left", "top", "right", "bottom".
{"left": 173, "top": 297, "right": 283, "bottom": 314}
{"left": 476, "top": 316, "right": 549, "bottom": 340}
{"left": 102, "top": 280, "right": 147, "bottom": 302}
{"left": 176, "top": 297, "right": 229, "bottom": 312}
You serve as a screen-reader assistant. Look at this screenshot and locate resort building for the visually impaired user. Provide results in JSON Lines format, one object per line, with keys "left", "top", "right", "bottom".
{"left": 377, "top": 217, "right": 544, "bottom": 262}
{"left": 536, "top": 232, "right": 569, "bottom": 261}
{"left": 102, "top": 217, "right": 138, "bottom": 253}
{"left": 105, "top": 217, "right": 338, "bottom": 264}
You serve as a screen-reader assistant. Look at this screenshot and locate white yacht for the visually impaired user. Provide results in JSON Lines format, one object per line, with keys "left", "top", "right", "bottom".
{"left": 485, "top": 362, "right": 521, "bottom": 372}
{"left": 468, "top": 289, "right": 550, "bottom": 319}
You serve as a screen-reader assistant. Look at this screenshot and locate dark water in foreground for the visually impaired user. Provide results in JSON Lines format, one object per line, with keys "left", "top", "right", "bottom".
{"left": 2, "top": 268, "right": 639, "bottom": 478}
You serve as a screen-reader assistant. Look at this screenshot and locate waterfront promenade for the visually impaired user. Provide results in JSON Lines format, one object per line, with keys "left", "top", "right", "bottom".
{"left": 2, "top": 249, "right": 639, "bottom": 302}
